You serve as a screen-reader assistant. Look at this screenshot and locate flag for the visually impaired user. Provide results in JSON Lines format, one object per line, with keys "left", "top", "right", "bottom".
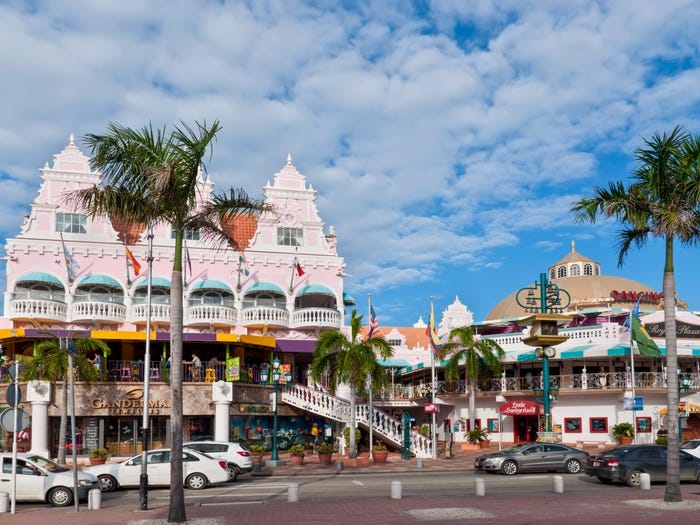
{"left": 295, "top": 258, "right": 305, "bottom": 277}
{"left": 427, "top": 301, "right": 441, "bottom": 351}
{"left": 61, "top": 235, "right": 80, "bottom": 281}
{"left": 125, "top": 246, "right": 142, "bottom": 275}
{"left": 368, "top": 305, "right": 379, "bottom": 339}
{"left": 631, "top": 312, "right": 662, "bottom": 357}
{"left": 186, "top": 245, "right": 192, "bottom": 277}
{"left": 239, "top": 253, "right": 250, "bottom": 276}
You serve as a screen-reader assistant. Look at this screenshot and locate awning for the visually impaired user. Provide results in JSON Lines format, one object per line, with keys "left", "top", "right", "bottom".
{"left": 135, "top": 277, "right": 170, "bottom": 288}
{"left": 343, "top": 292, "right": 356, "bottom": 306}
{"left": 245, "top": 281, "right": 285, "bottom": 295}
{"left": 499, "top": 400, "right": 543, "bottom": 416}
{"left": 15, "top": 272, "right": 63, "bottom": 286}
{"left": 276, "top": 339, "right": 317, "bottom": 353}
{"left": 78, "top": 275, "right": 121, "bottom": 288}
{"left": 659, "top": 403, "right": 700, "bottom": 415}
{"left": 378, "top": 359, "right": 410, "bottom": 368}
{"left": 297, "top": 284, "right": 335, "bottom": 297}
{"left": 191, "top": 279, "right": 232, "bottom": 292}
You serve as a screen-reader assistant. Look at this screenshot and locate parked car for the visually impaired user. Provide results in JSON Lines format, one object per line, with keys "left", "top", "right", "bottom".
{"left": 83, "top": 447, "right": 230, "bottom": 492}
{"left": 584, "top": 445, "right": 700, "bottom": 486}
{"left": 680, "top": 439, "right": 700, "bottom": 459}
{"left": 184, "top": 441, "right": 253, "bottom": 480}
{"left": 474, "top": 442, "right": 589, "bottom": 476}
{"left": 0, "top": 453, "right": 98, "bottom": 506}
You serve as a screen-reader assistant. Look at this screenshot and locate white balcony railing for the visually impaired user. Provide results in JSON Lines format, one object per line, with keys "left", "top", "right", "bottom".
{"left": 130, "top": 303, "right": 171, "bottom": 324}
{"left": 8, "top": 299, "right": 67, "bottom": 322}
{"left": 292, "top": 307, "right": 341, "bottom": 329}
{"left": 239, "top": 306, "right": 289, "bottom": 327}
{"left": 71, "top": 301, "right": 127, "bottom": 322}
{"left": 184, "top": 305, "right": 237, "bottom": 326}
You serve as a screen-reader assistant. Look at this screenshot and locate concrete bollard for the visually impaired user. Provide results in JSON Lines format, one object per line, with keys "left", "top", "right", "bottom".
{"left": 288, "top": 483, "right": 299, "bottom": 502}
{"left": 475, "top": 477, "right": 486, "bottom": 497}
{"left": 0, "top": 492, "right": 8, "bottom": 513}
{"left": 639, "top": 473, "right": 651, "bottom": 490}
{"left": 390, "top": 480, "right": 402, "bottom": 499}
{"left": 416, "top": 458, "right": 424, "bottom": 469}
{"left": 336, "top": 460, "right": 344, "bottom": 471}
{"left": 552, "top": 475, "right": 564, "bottom": 493}
{"left": 88, "top": 488, "right": 102, "bottom": 510}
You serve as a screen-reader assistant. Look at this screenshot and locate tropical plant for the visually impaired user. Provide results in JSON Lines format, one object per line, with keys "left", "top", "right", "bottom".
{"left": 21, "top": 336, "right": 109, "bottom": 464}
{"left": 315, "top": 442, "right": 334, "bottom": 455}
{"left": 372, "top": 442, "right": 387, "bottom": 451}
{"left": 466, "top": 427, "right": 490, "bottom": 444}
{"left": 572, "top": 126, "right": 700, "bottom": 503}
{"left": 612, "top": 422, "right": 635, "bottom": 439}
{"left": 89, "top": 447, "right": 110, "bottom": 459}
{"left": 67, "top": 120, "right": 269, "bottom": 523}
{"left": 248, "top": 444, "right": 265, "bottom": 457}
{"left": 310, "top": 310, "right": 394, "bottom": 459}
{"left": 439, "top": 326, "right": 505, "bottom": 432}
{"left": 288, "top": 444, "right": 305, "bottom": 456}
{"left": 418, "top": 424, "right": 431, "bottom": 437}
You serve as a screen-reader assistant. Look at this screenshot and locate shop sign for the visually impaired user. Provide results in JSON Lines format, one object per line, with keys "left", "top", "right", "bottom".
{"left": 89, "top": 387, "right": 170, "bottom": 415}
{"left": 424, "top": 403, "right": 439, "bottom": 413}
{"left": 239, "top": 404, "right": 269, "bottom": 413}
{"left": 499, "top": 400, "right": 542, "bottom": 416}
{"left": 646, "top": 321, "right": 700, "bottom": 339}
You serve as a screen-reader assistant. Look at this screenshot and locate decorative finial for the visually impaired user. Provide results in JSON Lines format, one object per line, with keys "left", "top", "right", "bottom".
{"left": 286, "top": 154, "right": 292, "bottom": 165}
{"left": 69, "top": 134, "right": 75, "bottom": 145}
{"left": 571, "top": 240, "right": 575, "bottom": 252}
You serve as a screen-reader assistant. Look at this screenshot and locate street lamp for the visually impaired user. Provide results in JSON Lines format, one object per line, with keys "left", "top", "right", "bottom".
{"left": 516, "top": 273, "right": 571, "bottom": 435}
{"left": 260, "top": 356, "right": 285, "bottom": 465}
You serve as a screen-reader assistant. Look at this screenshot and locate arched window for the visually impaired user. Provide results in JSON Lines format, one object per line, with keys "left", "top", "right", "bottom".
{"left": 557, "top": 266, "right": 567, "bottom": 278}
{"left": 584, "top": 264, "right": 593, "bottom": 276}
{"left": 549, "top": 269, "right": 556, "bottom": 280}
{"left": 570, "top": 264, "right": 580, "bottom": 276}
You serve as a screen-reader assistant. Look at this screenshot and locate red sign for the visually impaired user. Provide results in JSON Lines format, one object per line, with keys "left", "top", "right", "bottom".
{"left": 499, "top": 400, "right": 542, "bottom": 416}
{"left": 424, "top": 403, "right": 439, "bottom": 413}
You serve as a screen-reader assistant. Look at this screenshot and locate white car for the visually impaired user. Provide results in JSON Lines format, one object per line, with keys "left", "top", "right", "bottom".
{"left": 83, "top": 448, "right": 230, "bottom": 492}
{"left": 681, "top": 439, "right": 700, "bottom": 458}
{"left": 184, "top": 441, "right": 253, "bottom": 480}
{"left": 0, "top": 453, "right": 98, "bottom": 506}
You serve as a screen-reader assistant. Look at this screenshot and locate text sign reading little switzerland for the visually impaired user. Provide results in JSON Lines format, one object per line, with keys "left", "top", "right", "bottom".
{"left": 499, "top": 400, "right": 543, "bottom": 416}
{"left": 424, "top": 403, "right": 439, "bottom": 413}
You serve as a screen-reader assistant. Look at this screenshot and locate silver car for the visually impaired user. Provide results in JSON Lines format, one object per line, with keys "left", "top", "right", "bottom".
{"left": 474, "top": 442, "right": 590, "bottom": 476}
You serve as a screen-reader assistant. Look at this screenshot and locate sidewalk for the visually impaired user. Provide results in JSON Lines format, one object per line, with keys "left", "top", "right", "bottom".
{"left": 4, "top": 447, "right": 700, "bottom": 525}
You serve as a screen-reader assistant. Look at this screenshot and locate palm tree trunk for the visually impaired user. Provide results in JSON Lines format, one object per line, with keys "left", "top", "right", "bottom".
{"left": 663, "top": 237, "right": 681, "bottom": 502}
{"left": 349, "top": 385, "right": 357, "bottom": 458}
{"left": 57, "top": 377, "right": 68, "bottom": 464}
{"left": 168, "top": 266, "right": 186, "bottom": 523}
{"left": 468, "top": 381, "right": 476, "bottom": 432}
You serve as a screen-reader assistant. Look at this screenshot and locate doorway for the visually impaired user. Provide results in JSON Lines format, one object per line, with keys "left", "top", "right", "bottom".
{"left": 514, "top": 415, "right": 539, "bottom": 442}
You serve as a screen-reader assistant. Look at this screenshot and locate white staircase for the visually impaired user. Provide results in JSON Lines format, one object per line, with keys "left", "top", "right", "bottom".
{"left": 282, "top": 383, "right": 433, "bottom": 458}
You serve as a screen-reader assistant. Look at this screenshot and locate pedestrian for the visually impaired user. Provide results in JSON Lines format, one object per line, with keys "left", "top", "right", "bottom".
{"left": 324, "top": 422, "right": 332, "bottom": 442}
{"left": 657, "top": 424, "right": 668, "bottom": 438}
{"left": 311, "top": 422, "right": 320, "bottom": 448}
{"left": 190, "top": 352, "right": 202, "bottom": 380}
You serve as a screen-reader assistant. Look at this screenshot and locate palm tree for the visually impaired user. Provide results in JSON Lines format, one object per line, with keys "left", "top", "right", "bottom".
{"left": 439, "top": 326, "right": 505, "bottom": 432}
{"left": 66, "top": 120, "right": 269, "bottom": 523}
{"left": 22, "top": 336, "right": 109, "bottom": 464}
{"left": 310, "top": 310, "right": 394, "bottom": 458}
{"left": 572, "top": 126, "right": 700, "bottom": 503}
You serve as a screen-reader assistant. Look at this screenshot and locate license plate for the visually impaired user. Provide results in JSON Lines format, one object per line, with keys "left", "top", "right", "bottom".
{"left": 593, "top": 461, "right": 600, "bottom": 467}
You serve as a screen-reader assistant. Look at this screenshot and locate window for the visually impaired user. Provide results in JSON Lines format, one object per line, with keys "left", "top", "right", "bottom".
{"left": 583, "top": 263, "right": 593, "bottom": 276}
{"left": 557, "top": 266, "right": 567, "bottom": 278}
{"left": 171, "top": 228, "right": 200, "bottom": 240}
{"left": 277, "top": 227, "right": 303, "bottom": 246}
{"left": 56, "top": 213, "right": 87, "bottom": 233}
{"left": 564, "top": 418, "right": 582, "bottom": 433}
{"left": 487, "top": 419, "right": 499, "bottom": 432}
{"left": 570, "top": 264, "right": 580, "bottom": 276}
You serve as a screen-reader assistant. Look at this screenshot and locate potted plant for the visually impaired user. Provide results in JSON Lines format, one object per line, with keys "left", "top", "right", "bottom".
{"left": 371, "top": 442, "right": 389, "bottom": 464}
{"left": 612, "top": 422, "right": 635, "bottom": 444}
{"left": 315, "top": 441, "right": 334, "bottom": 465}
{"left": 288, "top": 444, "right": 305, "bottom": 465}
{"left": 88, "top": 448, "right": 110, "bottom": 465}
{"left": 249, "top": 443, "right": 265, "bottom": 467}
{"left": 466, "top": 427, "right": 491, "bottom": 448}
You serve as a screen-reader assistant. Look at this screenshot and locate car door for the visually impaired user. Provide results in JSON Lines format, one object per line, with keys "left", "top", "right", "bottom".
{"left": 0, "top": 458, "right": 45, "bottom": 500}
{"left": 641, "top": 447, "right": 666, "bottom": 481}
{"left": 679, "top": 451, "right": 700, "bottom": 481}
{"left": 541, "top": 444, "right": 569, "bottom": 471}
{"left": 119, "top": 454, "right": 144, "bottom": 487}
{"left": 519, "top": 444, "right": 547, "bottom": 471}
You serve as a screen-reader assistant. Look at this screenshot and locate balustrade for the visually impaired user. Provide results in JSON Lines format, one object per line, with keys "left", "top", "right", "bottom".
{"left": 9, "top": 298, "right": 67, "bottom": 321}
{"left": 72, "top": 301, "right": 127, "bottom": 322}
{"left": 292, "top": 307, "right": 341, "bottom": 328}
{"left": 239, "top": 306, "right": 289, "bottom": 327}
{"left": 184, "top": 304, "right": 237, "bottom": 325}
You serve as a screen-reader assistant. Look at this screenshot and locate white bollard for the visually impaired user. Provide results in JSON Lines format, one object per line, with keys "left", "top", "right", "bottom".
{"left": 390, "top": 480, "right": 402, "bottom": 499}
{"left": 288, "top": 482, "right": 299, "bottom": 502}
{"left": 639, "top": 473, "right": 651, "bottom": 490}
{"left": 475, "top": 477, "right": 486, "bottom": 497}
{"left": 0, "top": 492, "right": 8, "bottom": 513}
{"left": 88, "top": 488, "right": 102, "bottom": 510}
{"left": 552, "top": 475, "right": 564, "bottom": 493}
{"left": 416, "top": 458, "right": 423, "bottom": 468}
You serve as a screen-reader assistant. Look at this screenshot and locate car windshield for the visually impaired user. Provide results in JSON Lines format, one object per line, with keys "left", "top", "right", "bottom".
{"left": 24, "top": 455, "right": 69, "bottom": 473}
{"left": 681, "top": 441, "right": 700, "bottom": 450}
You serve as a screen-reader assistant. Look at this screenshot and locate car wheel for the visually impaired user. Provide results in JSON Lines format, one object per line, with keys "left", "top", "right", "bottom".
{"left": 501, "top": 460, "right": 519, "bottom": 476}
{"left": 186, "top": 473, "right": 208, "bottom": 490}
{"left": 227, "top": 462, "right": 239, "bottom": 481}
{"left": 626, "top": 469, "right": 643, "bottom": 487}
{"left": 565, "top": 459, "right": 581, "bottom": 474}
{"left": 48, "top": 486, "right": 73, "bottom": 507}
{"left": 98, "top": 474, "right": 118, "bottom": 492}
{"left": 597, "top": 476, "right": 613, "bottom": 484}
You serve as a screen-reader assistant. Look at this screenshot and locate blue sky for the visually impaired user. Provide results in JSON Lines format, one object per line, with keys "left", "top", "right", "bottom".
{"left": 1, "top": 1, "right": 699, "bottom": 326}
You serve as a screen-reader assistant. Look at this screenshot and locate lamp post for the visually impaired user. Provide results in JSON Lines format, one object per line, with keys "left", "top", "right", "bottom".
{"left": 678, "top": 368, "right": 691, "bottom": 441}
{"left": 261, "top": 356, "right": 285, "bottom": 466}
{"left": 516, "top": 273, "right": 571, "bottom": 435}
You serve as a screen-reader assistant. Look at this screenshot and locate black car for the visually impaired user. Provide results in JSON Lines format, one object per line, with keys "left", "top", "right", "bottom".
{"left": 584, "top": 445, "right": 700, "bottom": 486}
{"left": 474, "top": 442, "right": 590, "bottom": 476}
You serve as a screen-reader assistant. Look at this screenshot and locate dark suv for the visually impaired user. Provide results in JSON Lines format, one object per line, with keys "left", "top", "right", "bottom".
{"left": 584, "top": 445, "right": 700, "bottom": 486}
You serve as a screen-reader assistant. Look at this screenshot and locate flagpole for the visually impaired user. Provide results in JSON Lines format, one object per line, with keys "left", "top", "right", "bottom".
{"left": 367, "top": 293, "right": 374, "bottom": 460}
{"left": 289, "top": 249, "right": 299, "bottom": 293}
{"left": 125, "top": 241, "right": 132, "bottom": 285}
{"left": 430, "top": 296, "right": 437, "bottom": 460}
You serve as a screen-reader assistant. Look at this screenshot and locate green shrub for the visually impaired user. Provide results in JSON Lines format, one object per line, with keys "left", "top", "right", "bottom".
{"left": 315, "top": 442, "right": 334, "bottom": 454}
{"left": 288, "top": 444, "right": 305, "bottom": 456}
{"left": 89, "top": 448, "right": 109, "bottom": 458}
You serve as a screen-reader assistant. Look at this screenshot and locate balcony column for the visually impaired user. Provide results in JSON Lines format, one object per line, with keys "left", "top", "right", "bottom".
{"left": 212, "top": 381, "right": 233, "bottom": 441}
{"left": 27, "top": 380, "right": 51, "bottom": 458}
